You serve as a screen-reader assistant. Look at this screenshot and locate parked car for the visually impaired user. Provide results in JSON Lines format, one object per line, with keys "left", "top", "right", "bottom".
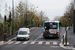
{"left": 17, "top": 28, "right": 30, "bottom": 41}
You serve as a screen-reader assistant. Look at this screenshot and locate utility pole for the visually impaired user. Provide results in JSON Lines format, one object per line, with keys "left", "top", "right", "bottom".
{"left": 9, "top": 7, "right": 11, "bottom": 35}
{"left": 12, "top": 0, "right": 14, "bottom": 34}
{"left": 4, "top": 3, "right": 7, "bottom": 41}
{"left": 0, "top": 5, "right": 1, "bottom": 21}
{"left": 41, "top": 11, "right": 42, "bottom": 27}
{"left": 26, "top": 0, "right": 27, "bottom": 27}
{"left": 0, "top": 5, "right": 1, "bottom": 15}
{"left": 74, "top": 0, "right": 75, "bottom": 33}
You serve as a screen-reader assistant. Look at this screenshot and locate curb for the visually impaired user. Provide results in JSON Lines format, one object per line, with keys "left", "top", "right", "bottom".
{"left": 59, "top": 27, "right": 75, "bottom": 50}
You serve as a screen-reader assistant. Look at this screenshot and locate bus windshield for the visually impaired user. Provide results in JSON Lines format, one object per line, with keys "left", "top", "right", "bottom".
{"left": 45, "top": 22, "right": 57, "bottom": 30}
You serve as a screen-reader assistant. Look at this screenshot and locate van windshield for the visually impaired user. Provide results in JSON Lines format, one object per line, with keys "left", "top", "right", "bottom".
{"left": 18, "top": 31, "right": 27, "bottom": 35}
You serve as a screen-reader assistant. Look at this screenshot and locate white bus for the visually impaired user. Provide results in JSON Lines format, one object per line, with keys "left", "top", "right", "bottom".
{"left": 43, "top": 21, "right": 61, "bottom": 38}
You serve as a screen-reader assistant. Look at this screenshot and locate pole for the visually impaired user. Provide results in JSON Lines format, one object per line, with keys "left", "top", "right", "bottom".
{"left": 69, "top": 19, "right": 70, "bottom": 30}
{"left": 65, "top": 26, "right": 67, "bottom": 45}
{"left": 64, "top": 20, "right": 67, "bottom": 46}
{"left": 12, "top": 0, "right": 14, "bottom": 34}
{"left": 74, "top": 0, "right": 75, "bottom": 33}
{"left": 26, "top": 0, "right": 27, "bottom": 27}
{"left": 4, "top": 15, "right": 6, "bottom": 41}
{"left": 4, "top": 3, "right": 7, "bottom": 41}
{"left": 41, "top": 11, "right": 42, "bottom": 27}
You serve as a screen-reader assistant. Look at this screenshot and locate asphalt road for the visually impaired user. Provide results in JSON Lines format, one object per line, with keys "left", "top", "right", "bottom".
{"left": 0, "top": 27, "right": 72, "bottom": 50}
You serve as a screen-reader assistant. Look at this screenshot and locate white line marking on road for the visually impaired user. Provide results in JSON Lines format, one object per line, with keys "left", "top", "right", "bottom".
{"left": 8, "top": 41, "right": 14, "bottom": 44}
{"left": 15, "top": 41, "right": 21, "bottom": 44}
{"left": 8, "top": 37, "right": 17, "bottom": 42}
{"left": 30, "top": 41, "right": 35, "bottom": 44}
{"left": 22, "top": 41, "right": 28, "bottom": 44}
{"left": 67, "top": 42, "right": 69, "bottom": 45}
{"left": 64, "top": 42, "right": 69, "bottom": 45}
{"left": 53, "top": 42, "right": 57, "bottom": 45}
{"left": 50, "top": 46, "right": 60, "bottom": 48}
{"left": 45, "top": 42, "right": 50, "bottom": 44}
{"left": 38, "top": 41, "right": 43, "bottom": 44}
{"left": 34, "top": 33, "right": 43, "bottom": 41}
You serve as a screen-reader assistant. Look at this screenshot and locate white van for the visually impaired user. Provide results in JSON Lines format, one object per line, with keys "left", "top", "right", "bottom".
{"left": 17, "top": 28, "right": 30, "bottom": 41}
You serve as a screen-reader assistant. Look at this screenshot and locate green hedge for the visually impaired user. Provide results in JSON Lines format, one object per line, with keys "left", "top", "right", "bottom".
{"left": 0, "top": 20, "right": 32, "bottom": 38}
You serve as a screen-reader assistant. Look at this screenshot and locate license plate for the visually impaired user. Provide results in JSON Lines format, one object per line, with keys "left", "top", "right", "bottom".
{"left": 20, "top": 38, "right": 24, "bottom": 39}
{"left": 49, "top": 35, "right": 52, "bottom": 37}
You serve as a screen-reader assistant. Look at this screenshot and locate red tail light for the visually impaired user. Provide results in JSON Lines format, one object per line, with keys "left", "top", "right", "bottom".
{"left": 43, "top": 32, "right": 45, "bottom": 35}
{"left": 56, "top": 32, "right": 59, "bottom": 35}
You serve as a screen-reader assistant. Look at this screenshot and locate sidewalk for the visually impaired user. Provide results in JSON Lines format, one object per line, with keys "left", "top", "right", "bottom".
{"left": 67, "top": 27, "right": 75, "bottom": 46}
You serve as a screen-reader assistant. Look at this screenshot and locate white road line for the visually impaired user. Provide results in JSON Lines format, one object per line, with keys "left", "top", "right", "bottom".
{"left": 22, "top": 41, "right": 28, "bottom": 44}
{"left": 64, "top": 42, "right": 69, "bottom": 45}
{"left": 30, "top": 41, "right": 35, "bottom": 44}
{"left": 38, "top": 41, "right": 43, "bottom": 44}
{"left": 8, "top": 41, "right": 14, "bottom": 44}
{"left": 34, "top": 33, "right": 43, "bottom": 41}
{"left": 53, "top": 42, "right": 57, "bottom": 45}
{"left": 8, "top": 37, "right": 17, "bottom": 42}
{"left": 67, "top": 42, "right": 69, "bottom": 45}
{"left": 15, "top": 41, "right": 21, "bottom": 44}
{"left": 45, "top": 42, "right": 50, "bottom": 44}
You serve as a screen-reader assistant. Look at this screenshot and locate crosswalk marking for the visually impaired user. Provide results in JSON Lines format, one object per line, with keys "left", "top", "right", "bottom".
{"left": 67, "top": 42, "right": 69, "bottom": 45}
{"left": 53, "top": 42, "right": 57, "bottom": 45}
{"left": 15, "top": 41, "right": 21, "bottom": 44}
{"left": 8, "top": 41, "right": 14, "bottom": 44}
{"left": 64, "top": 42, "right": 69, "bottom": 45}
{"left": 22, "top": 42, "right": 28, "bottom": 44}
{"left": 6, "top": 41, "right": 60, "bottom": 45}
{"left": 30, "top": 41, "right": 35, "bottom": 44}
{"left": 45, "top": 42, "right": 50, "bottom": 44}
{"left": 38, "top": 41, "right": 43, "bottom": 44}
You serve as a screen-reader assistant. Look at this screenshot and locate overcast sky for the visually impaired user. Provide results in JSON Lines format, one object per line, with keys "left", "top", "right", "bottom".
{"left": 0, "top": 0, "right": 72, "bottom": 20}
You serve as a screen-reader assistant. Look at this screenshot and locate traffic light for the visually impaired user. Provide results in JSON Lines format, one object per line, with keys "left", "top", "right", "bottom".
{"left": 69, "top": 16, "right": 70, "bottom": 20}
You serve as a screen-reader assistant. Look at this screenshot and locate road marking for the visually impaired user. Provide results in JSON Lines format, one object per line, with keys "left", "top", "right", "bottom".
{"left": 64, "top": 42, "right": 69, "bottom": 45}
{"left": 15, "top": 41, "right": 21, "bottom": 44}
{"left": 8, "top": 37, "right": 17, "bottom": 42}
{"left": 67, "top": 42, "right": 69, "bottom": 45}
{"left": 22, "top": 41, "right": 28, "bottom": 44}
{"left": 8, "top": 41, "right": 14, "bottom": 44}
{"left": 6, "top": 41, "right": 59, "bottom": 45}
{"left": 34, "top": 33, "right": 43, "bottom": 41}
{"left": 38, "top": 41, "right": 43, "bottom": 44}
{"left": 30, "top": 41, "right": 35, "bottom": 44}
{"left": 45, "top": 42, "right": 50, "bottom": 44}
{"left": 53, "top": 42, "right": 57, "bottom": 45}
